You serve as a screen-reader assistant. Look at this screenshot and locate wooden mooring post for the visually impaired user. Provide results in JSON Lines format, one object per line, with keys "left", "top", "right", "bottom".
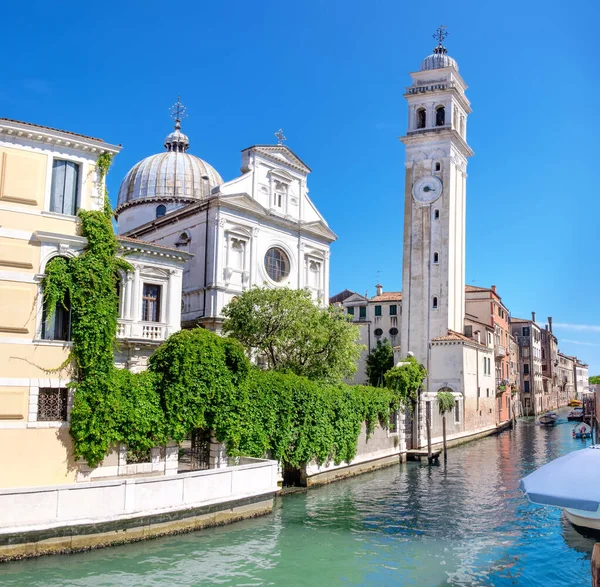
{"left": 426, "top": 402, "right": 433, "bottom": 462}
{"left": 592, "top": 543, "right": 600, "bottom": 587}
{"left": 442, "top": 415, "right": 447, "bottom": 463}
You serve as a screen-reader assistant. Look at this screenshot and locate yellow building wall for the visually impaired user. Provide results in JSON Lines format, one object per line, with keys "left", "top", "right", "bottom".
{"left": 0, "top": 147, "right": 47, "bottom": 208}
{"left": 0, "top": 428, "right": 78, "bottom": 487}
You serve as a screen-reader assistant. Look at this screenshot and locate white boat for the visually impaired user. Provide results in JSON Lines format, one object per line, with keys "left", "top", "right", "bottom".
{"left": 572, "top": 422, "right": 592, "bottom": 439}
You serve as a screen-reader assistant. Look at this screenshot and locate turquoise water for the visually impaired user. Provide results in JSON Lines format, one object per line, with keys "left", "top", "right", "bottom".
{"left": 1, "top": 413, "right": 596, "bottom": 586}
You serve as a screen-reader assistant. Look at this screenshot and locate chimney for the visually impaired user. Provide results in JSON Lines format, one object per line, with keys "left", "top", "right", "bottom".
{"left": 491, "top": 285, "right": 497, "bottom": 293}
{"left": 375, "top": 283, "right": 383, "bottom": 297}
{"left": 548, "top": 316, "right": 553, "bottom": 333}
{"left": 532, "top": 311, "right": 536, "bottom": 323}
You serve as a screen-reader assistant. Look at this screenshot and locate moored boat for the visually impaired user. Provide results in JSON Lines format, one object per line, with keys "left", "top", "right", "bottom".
{"left": 539, "top": 412, "right": 558, "bottom": 426}
{"left": 569, "top": 399, "right": 583, "bottom": 408}
{"left": 572, "top": 423, "right": 592, "bottom": 439}
{"left": 568, "top": 408, "right": 584, "bottom": 422}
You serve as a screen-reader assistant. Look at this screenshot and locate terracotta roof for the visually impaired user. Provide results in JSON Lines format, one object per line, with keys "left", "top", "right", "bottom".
{"left": 0, "top": 117, "right": 109, "bottom": 144}
{"left": 465, "top": 285, "right": 489, "bottom": 292}
{"left": 510, "top": 317, "right": 530, "bottom": 324}
{"left": 371, "top": 292, "right": 402, "bottom": 302}
{"left": 431, "top": 330, "right": 489, "bottom": 348}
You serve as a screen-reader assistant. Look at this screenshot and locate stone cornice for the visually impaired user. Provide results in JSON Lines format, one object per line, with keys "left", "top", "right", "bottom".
{"left": 0, "top": 119, "right": 121, "bottom": 156}
{"left": 401, "top": 128, "right": 474, "bottom": 159}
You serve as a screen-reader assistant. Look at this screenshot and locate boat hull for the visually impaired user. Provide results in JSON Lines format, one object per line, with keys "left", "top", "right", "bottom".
{"left": 565, "top": 509, "right": 600, "bottom": 531}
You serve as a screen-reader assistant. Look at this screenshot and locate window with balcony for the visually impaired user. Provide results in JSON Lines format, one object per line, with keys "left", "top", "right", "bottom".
{"left": 142, "top": 284, "right": 162, "bottom": 322}
{"left": 50, "top": 160, "right": 79, "bottom": 215}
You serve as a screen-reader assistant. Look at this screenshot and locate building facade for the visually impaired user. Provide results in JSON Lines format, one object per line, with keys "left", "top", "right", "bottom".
{"left": 540, "top": 319, "right": 560, "bottom": 411}
{"left": 0, "top": 119, "right": 189, "bottom": 487}
{"left": 557, "top": 352, "right": 575, "bottom": 404}
{"left": 511, "top": 315, "right": 543, "bottom": 416}
{"left": 116, "top": 104, "right": 335, "bottom": 332}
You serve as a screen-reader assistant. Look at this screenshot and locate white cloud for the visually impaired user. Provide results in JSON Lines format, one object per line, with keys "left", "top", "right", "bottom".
{"left": 553, "top": 322, "right": 600, "bottom": 333}
{"left": 562, "top": 339, "right": 600, "bottom": 347}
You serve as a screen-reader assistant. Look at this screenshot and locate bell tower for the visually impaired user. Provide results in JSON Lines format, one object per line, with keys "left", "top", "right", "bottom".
{"left": 400, "top": 27, "right": 474, "bottom": 369}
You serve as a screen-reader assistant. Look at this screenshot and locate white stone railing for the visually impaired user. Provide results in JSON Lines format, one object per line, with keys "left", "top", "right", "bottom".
{"left": 0, "top": 458, "right": 279, "bottom": 531}
{"left": 116, "top": 320, "right": 167, "bottom": 342}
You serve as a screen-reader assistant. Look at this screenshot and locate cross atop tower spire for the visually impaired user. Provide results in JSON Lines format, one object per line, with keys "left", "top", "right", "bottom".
{"left": 274, "top": 129, "right": 286, "bottom": 145}
{"left": 433, "top": 25, "right": 448, "bottom": 47}
{"left": 170, "top": 96, "right": 188, "bottom": 130}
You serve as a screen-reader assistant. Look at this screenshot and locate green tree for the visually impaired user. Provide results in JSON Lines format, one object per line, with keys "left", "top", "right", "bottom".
{"left": 384, "top": 355, "right": 428, "bottom": 405}
{"left": 589, "top": 375, "right": 600, "bottom": 385}
{"left": 222, "top": 286, "right": 363, "bottom": 382}
{"left": 366, "top": 339, "right": 395, "bottom": 387}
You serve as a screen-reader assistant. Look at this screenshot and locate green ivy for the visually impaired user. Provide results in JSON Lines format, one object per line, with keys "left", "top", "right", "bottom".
{"left": 436, "top": 391, "right": 455, "bottom": 414}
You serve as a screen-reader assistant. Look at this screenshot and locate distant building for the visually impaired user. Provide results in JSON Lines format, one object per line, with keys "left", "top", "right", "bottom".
{"left": 540, "top": 318, "right": 560, "bottom": 411}
{"left": 573, "top": 358, "right": 589, "bottom": 397}
{"left": 557, "top": 352, "right": 575, "bottom": 403}
{"left": 511, "top": 314, "right": 543, "bottom": 416}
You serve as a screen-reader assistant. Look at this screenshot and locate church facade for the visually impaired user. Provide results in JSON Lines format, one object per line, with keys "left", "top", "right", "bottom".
{"left": 116, "top": 106, "right": 336, "bottom": 332}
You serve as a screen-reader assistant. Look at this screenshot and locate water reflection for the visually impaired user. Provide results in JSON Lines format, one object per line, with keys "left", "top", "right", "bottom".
{"left": 0, "top": 410, "right": 596, "bottom": 586}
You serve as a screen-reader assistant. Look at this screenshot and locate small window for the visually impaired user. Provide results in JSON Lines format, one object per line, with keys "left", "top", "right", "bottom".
{"left": 432, "top": 296, "right": 438, "bottom": 309}
{"left": 389, "top": 305, "right": 397, "bottom": 316}
{"left": 454, "top": 399, "right": 460, "bottom": 423}
{"left": 37, "top": 388, "right": 68, "bottom": 421}
{"left": 524, "top": 364, "right": 529, "bottom": 375}
{"left": 156, "top": 205, "right": 167, "bottom": 218}
{"left": 374, "top": 305, "right": 382, "bottom": 317}
{"left": 142, "top": 284, "right": 162, "bottom": 322}
{"left": 486, "top": 388, "right": 490, "bottom": 397}
{"left": 347, "top": 307, "right": 355, "bottom": 316}
{"left": 416, "top": 108, "right": 426, "bottom": 129}
{"left": 523, "top": 327, "right": 530, "bottom": 336}
{"left": 389, "top": 409, "right": 398, "bottom": 433}
{"left": 436, "top": 106, "right": 445, "bottom": 127}
{"left": 374, "top": 328, "right": 383, "bottom": 337}
{"left": 524, "top": 381, "right": 530, "bottom": 393}
{"left": 359, "top": 306, "right": 367, "bottom": 319}
{"left": 50, "top": 160, "right": 80, "bottom": 215}
{"left": 434, "top": 209, "right": 440, "bottom": 220}
{"left": 389, "top": 327, "right": 399, "bottom": 337}
{"left": 433, "top": 252, "right": 439, "bottom": 264}
{"left": 435, "top": 162, "right": 441, "bottom": 172}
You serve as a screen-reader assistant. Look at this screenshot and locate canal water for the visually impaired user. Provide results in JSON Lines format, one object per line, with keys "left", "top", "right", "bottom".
{"left": 1, "top": 412, "right": 597, "bottom": 586}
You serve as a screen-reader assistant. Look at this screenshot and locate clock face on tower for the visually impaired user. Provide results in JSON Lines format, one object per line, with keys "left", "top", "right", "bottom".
{"left": 412, "top": 176, "right": 443, "bottom": 204}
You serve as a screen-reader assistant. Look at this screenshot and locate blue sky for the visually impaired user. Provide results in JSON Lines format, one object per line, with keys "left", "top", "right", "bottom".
{"left": 2, "top": 0, "right": 598, "bottom": 373}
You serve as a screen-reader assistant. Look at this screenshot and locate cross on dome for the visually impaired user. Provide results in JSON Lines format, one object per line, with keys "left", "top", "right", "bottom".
{"left": 170, "top": 96, "right": 188, "bottom": 130}
{"left": 433, "top": 25, "right": 448, "bottom": 47}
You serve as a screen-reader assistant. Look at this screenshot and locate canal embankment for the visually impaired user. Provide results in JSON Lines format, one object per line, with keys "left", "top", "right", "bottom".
{"left": 0, "top": 457, "right": 278, "bottom": 561}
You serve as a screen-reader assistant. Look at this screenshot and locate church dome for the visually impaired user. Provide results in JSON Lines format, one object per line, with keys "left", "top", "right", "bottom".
{"left": 420, "top": 45, "right": 458, "bottom": 72}
{"left": 116, "top": 107, "right": 223, "bottom": 212}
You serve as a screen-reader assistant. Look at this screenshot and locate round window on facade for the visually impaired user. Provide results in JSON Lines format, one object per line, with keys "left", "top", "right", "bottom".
{"left": 374, "top": 328, "right": 383, "bottom": 337}
{"left": 389, "top": 327, "right": 399, "bottom": 337}
{"left": 264, "top": 247, "right": 290, "bottom": 282}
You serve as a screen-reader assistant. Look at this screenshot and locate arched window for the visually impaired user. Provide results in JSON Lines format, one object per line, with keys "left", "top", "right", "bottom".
{"left": 41, "top": 257, "right": 72, "bottom": 341}
{"left": 432, "top": 296, "right": 438, "bottom": 309}
{"left": 416, "top": 108, "right": 426, "bottom": 129}
{"left": 435, "top": 162, "right": 441, "bottom": 172}
{"left": 433, "top": 252, "right": 439, "bottom": 264}
{"left": 436, "top": 106, "right": 445, "bottom": 127}
{"left": 434, "top": 209, "right": 440, "bottom": 220}
{"left": 156, "top": 205, "right": 167, "bottom": 218}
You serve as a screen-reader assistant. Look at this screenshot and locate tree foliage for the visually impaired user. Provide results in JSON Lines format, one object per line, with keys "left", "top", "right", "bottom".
{"left": 436, "top": 391, "right": 455, "bottom": 414}
{"left": 222, "top": 286, "right": 363, "bottom": 382}
{"left": 366, "top": 339, "right": 395, "bottom": 387}
{"left": 384, "top": 355, "right": 428, "bottom": 405}
{"left": 589, "top": 375, "right": 600, "bottom": 385}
